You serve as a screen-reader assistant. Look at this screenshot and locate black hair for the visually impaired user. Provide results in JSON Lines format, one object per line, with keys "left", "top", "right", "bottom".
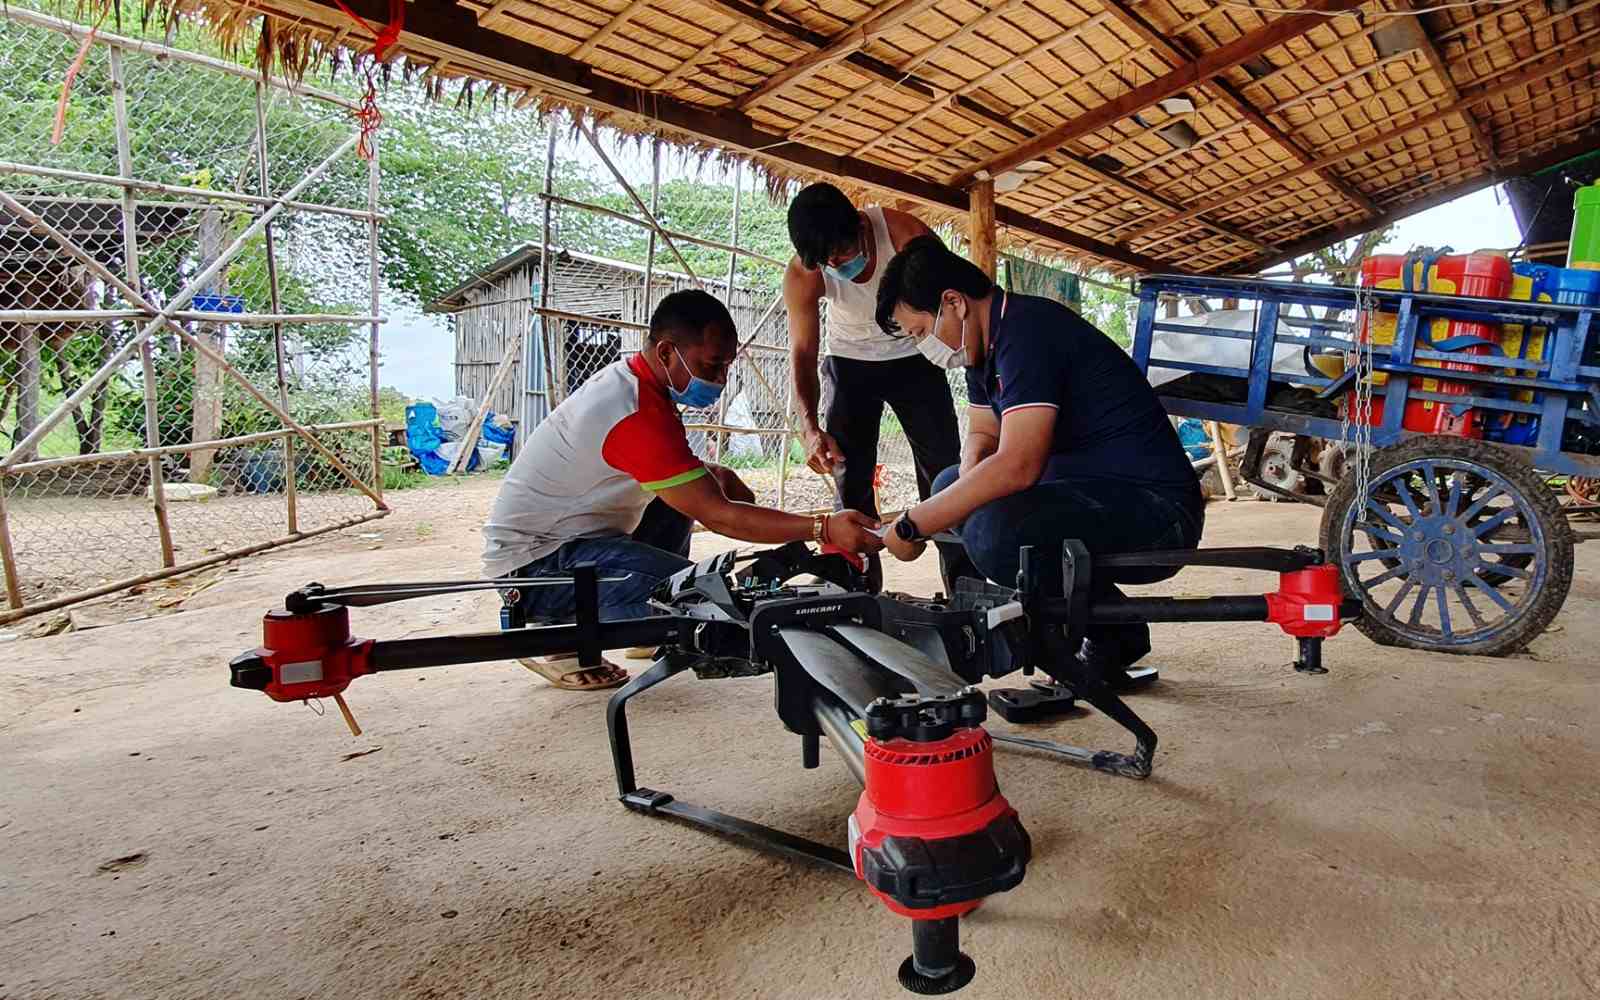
{"left": 875, "top": 234, "right": 996, "bottom": 334}
{"left": 648, "top": 289, "right": 737, "bottom": 347}
{"left": 787, "top": 182, "right": 862, "bottom": 270}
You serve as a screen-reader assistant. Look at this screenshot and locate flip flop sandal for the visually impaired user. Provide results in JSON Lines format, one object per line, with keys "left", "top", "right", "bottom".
{"left": 517, "top": 655, "right": 630, "bottom": 691}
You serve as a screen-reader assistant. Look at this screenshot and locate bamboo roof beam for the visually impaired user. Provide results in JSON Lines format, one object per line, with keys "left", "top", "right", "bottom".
{"left": 780, "top": 0, "right": 1038, "bottom": 140}
{"left": 1399, "top": 2, "right": 1493, "bottom": 164}
{"left": 650, "top": 22, "right": 752, "bottom": 93}
{"left": 953, "top": 0, "right": 1371, "bottom": 186}
{"left": 570, "top": 0, "right": 656, "bottom": 62}
{"left": 1090, "top": 0, "right": 1376, "bottom": 216}
{"left": 734, "top": 0, "right": 944, "bottom": 111}
{"left": 292, "top": 0, "right": 1171, "bottom": 272}
{"left": 1121, "top": 42, "right": 1598, "bottom": 245}
{"left": 849, "top": 11, "right": 1117, "bottom": 159}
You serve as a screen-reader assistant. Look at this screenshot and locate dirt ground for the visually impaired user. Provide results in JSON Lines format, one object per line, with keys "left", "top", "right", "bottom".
{"left": 4, "top": 479, "right": 1600, "bottom": 1000}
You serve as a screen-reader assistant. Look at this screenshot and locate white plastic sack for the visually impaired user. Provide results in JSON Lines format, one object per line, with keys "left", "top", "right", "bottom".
{"left": 475, "top": 440, "right": 507, "bottom": 466}
{"left": 434, "top": 396, "right": 478, "bottom": 441}
{"left": 1144, "top": 308, "right": 1321, "bottom": 388}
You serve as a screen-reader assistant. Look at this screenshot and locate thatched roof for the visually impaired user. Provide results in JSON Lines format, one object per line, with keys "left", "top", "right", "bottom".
{"left": 97, "top": 0, "right": 1600, "bottom": 274}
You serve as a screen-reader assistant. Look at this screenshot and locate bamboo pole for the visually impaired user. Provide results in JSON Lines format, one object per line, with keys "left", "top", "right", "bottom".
{"left": 447, "top": 337, "right": 520, "bottom": 475}
{"left": 367, "top": 125, "right": 385, "bottom": 506}
{"left": 0, "top": 508, "right": 390, "bottom": 626}
{"left": 0, "top": 485, "right": 22, "bottom": 610}
{"left": 0, "top": 421, "right": 382, "bottom": 473}
{"left": 643, "top": 135, "right": 660, "bottom": 317}
{"left": 1206, "top": 421, "right": 1237, "bottom": 501}
{"left": 575, "top": 120, "right": 704, "bottom": 289}
{"left": 775, "top": 364, "right": 796, "bottom": 511}
{"left": 0, "top": 132, "right": 362, "bottom": 470}
{"left": 538, "top": 126, "right": 560, "bottom": 408}
{"left": 713, "top": 160, "right": 743, "bottom": 464}
{"left": 0, "top": 310, "right": 383, "bottom": 324}
{"left": 256, "top": 79, "right": 298, "bottom": 535}
{"left": 0, "top": 160, "right": 381, "bottom": 221}
{"left": 109, "top": 47, "right": 177, "bottom": 569}
{"left": 542, "top": 192, "right": 786, "bottom": 269}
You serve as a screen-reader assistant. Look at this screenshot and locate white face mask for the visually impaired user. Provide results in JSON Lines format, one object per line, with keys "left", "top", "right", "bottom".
{"left": 918, "top": 300, "right": 968, "bottom": 370}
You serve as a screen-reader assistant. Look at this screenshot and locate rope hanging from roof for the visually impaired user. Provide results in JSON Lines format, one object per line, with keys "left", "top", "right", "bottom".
{"left": 329, "top": 0, "right": 403, "bottom": 159}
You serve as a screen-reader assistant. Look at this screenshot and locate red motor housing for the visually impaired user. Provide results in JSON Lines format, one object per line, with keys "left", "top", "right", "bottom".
{"left": 1266, "top": 564, "right": 1346, "bottom": 639}
{"left": 848, "top": 701, "right": 1030, "bottom": 921}
{"left": 229, "top": 605, "right": 375, "bottom": 702}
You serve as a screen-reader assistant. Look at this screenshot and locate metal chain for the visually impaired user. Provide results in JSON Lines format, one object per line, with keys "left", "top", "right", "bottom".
{"left": 1345, "top": 277, "right": 1377, "bottom": 521}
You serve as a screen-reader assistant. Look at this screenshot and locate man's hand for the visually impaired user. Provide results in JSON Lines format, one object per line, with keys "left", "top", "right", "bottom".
{"left": 882, "top": 514, "right": 927, "bottom": 563}
{"left": 707, "top": 464, "right": 756, "bottom": 504}
{"left": 804, "top": 428, "right": 844, "bottom": 474}
{"left": 825, "top": 510, "right": 884, "bottom": 554}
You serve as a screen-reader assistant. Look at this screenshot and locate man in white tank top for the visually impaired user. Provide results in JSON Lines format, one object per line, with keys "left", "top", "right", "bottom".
{"left": 783, "top": 183, "right": 975, "bottom": 590}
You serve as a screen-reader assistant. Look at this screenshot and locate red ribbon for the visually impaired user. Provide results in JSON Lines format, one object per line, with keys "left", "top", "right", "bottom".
{"left": 329, "top": 0, "right": 404, "bottom": 62}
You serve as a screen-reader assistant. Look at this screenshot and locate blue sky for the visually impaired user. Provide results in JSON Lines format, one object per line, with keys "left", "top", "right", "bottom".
{"left": 375, "top": 185, "right": 1527, "bottom": 402}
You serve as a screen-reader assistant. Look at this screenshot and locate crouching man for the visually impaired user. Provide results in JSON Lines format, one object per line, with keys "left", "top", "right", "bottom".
{"left": 872, "top": 237, "right": 1204, "bottom": 679}
{"left": 483, "top": 289, "right": 883, "bottom": 691}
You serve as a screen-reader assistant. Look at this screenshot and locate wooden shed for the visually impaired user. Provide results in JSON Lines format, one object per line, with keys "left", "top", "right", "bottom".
{"left": 425, "top": 244, "right": 787, "bottom": 438}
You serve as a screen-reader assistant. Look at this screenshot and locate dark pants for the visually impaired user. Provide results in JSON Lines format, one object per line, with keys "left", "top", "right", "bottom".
{"left": 931, "top": 463, "right": 1205, "bottom": 669}
{"left": 822, "top": 353, "right": 978, "bottom": 590}
{"left": 507, "top": 498, "right": 693, "bottom": 622}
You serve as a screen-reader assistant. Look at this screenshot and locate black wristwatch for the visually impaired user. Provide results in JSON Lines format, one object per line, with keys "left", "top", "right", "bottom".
{"left": 895, "top": 514, "right": 924, "bottom": 542}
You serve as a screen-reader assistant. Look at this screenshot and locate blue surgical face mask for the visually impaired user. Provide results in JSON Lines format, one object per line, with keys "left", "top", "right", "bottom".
{"left": 826, "top": 251, "right": 867, "bottom": 282}
{"left": 668, "top": 346, "right": 725, "bottom": 409}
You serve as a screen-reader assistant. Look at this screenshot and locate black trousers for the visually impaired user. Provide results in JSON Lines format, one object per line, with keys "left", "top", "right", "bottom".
{"left": 821, "top": 353, "right": 978, "bottom": 591}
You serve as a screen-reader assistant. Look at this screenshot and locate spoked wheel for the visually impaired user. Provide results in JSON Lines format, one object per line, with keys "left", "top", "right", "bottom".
{"left": 1320, "top": 436, "right": 1574, "bottom": 656}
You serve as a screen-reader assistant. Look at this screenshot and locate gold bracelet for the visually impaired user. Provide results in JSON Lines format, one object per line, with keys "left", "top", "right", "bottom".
{"left": 812, "top": 514, "right": 824, "bottom": 543}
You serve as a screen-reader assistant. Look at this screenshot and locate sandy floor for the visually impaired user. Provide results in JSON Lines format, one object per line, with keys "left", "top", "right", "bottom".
{"left": 3, "top": 482, "right": 1600, "bottom": 1000}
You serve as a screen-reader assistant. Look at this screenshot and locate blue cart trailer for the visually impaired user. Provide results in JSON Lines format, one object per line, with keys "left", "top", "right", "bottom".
{"left": 1132, "top": 274, "right": 1600, "bottom": 656}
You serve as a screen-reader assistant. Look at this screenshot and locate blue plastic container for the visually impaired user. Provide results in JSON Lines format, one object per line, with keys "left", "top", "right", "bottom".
{"left": 1552, "top": 267, "right": 1600, "bottom": 307}
{"left": 191, "top": 292, "right": 246, "bottom": 313}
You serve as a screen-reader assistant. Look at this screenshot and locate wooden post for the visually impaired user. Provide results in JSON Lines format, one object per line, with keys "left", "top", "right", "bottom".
{"left": 14, "top": 298, "right": 41, "bottom": 465}
{"left": 1207, "top": 421, "right": 1237, "bottom": 500}
{"left": 969, "top": 178, "right": 996, "bottom": 279}
{"left": 0, "top": 480, "right": 23, "bottom": 609}
{"left": 256, "top": 79, "right": 298, "bottom": 533}
{"left": 111, "top": 46, "right": 175, "bottom": 567}
{"left": 447, "top": 337, "right": 520, "bottom": 474}
{"left": 189, "top": 207, "right": 228, "bottom": 484}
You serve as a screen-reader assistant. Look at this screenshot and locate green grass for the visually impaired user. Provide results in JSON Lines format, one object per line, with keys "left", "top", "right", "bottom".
{"left": 2, "top": 389, "right": 142, "bottom": 460}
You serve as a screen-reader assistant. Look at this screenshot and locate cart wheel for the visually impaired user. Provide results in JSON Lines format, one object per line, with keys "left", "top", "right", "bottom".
{"left": 1320, "top": 436, "right": 1573, "bottom": 656}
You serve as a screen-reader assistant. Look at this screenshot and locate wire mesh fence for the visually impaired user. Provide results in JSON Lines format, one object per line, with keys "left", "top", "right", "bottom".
{"left": 0, "top": 6, "right": 384, "bottom": 622}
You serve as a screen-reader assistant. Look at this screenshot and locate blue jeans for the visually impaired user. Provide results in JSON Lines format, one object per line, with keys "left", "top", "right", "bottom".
{"left": 505, "top": 498, "right": 693, "bottom": 622}
{"left": 931, "top": 462, "right": 1204, "bottom": 668}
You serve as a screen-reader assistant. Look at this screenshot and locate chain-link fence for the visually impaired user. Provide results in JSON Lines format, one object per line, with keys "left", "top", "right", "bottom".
{"left": 0, "top": 6, "right": 385, "bottom": 622}
{"left": 432, "top": 115, "right": 972, "bottom": 517}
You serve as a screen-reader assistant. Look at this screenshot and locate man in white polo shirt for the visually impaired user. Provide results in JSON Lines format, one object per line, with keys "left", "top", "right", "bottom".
{"left": 484, "top": 289, "right": 883, "bottom": 690}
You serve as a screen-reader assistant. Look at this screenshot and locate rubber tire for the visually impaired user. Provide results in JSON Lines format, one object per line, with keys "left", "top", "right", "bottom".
{"left": 1319, "top": 435, "right": 1574, "bottom": 657}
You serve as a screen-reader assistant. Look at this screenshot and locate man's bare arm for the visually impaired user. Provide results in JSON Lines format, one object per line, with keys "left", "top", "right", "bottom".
{"left": 882, "top": 206, "right": 937, "bottom": 253}
{"left": 961, "top": 406, "right": 1000, "bottom": 476}
{"left": 784, "top": 258, "right": 826, "bottom": 433}
{"left": 655, "top": 474, "right": 882, "bottom": 553}
{"left": 783, "top": 258, "right": 842, "bottom": 472}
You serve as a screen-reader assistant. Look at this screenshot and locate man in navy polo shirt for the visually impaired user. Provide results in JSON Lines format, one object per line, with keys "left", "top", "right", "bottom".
{"left": 870, "top": 236, "right": 1204, "bottom": 678}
